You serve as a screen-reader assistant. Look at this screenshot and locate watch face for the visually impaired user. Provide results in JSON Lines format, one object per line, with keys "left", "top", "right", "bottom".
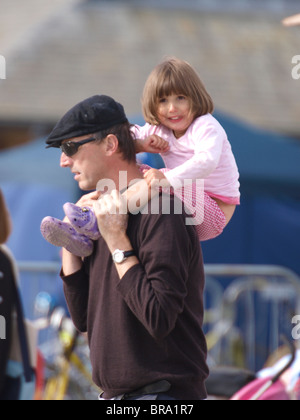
{"left": 114, "top": 250, "right": 124, "bottom": 264}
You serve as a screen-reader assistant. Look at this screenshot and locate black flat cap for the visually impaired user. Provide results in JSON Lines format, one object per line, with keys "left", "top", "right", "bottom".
{"left": 46, "top": 95, "right": 128, "bottom": 148}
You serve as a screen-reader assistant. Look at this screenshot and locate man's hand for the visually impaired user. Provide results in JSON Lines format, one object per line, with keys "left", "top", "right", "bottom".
{"left": 136, "top": 135, "right": 169, "bottom": 154}
{"left": 76, "top": 190, "right": 102, "bottom": 208}
{"left": 93, "top": 190, "right": 129, "bottom": 250}
{"left": 93, "top": 190, "right": 139, "bottom": 279}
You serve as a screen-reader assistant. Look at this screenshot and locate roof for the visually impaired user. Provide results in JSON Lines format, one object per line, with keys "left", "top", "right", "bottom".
{"left": 0, "top": 1, "right": 300, "bottom": 137}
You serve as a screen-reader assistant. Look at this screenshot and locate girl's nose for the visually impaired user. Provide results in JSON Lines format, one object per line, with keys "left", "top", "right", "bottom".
{"left": 168, "top": 101, "right": 177, "bottom": 113}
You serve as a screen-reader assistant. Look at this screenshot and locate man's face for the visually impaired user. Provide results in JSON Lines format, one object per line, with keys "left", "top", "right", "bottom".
{"left": 60, "top": 134, "right": 109, "bottom": 191}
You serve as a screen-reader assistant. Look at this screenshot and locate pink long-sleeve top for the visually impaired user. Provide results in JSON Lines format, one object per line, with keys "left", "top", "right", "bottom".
{"left": 133, "top": 113, "right": 240, "bottom": 205}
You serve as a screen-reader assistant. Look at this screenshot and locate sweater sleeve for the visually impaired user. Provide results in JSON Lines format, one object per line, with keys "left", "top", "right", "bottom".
{"left": 131, "top": 123, "right": 156, "bottom": 140}
{"left": 61, "top": 265, "right": 89, "bottom": 333}
{"left": 116, "top": 203, "right": 195, "bottom": 341}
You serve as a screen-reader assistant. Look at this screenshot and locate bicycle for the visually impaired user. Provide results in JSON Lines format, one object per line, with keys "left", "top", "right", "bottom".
{"left": 35, "top": 293, "right": 101, "bottom": 400}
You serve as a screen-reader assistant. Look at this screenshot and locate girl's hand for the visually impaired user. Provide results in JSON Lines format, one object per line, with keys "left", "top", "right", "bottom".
{"left": 143, "top": 169, "right": 170, "bottom": 188}
{"left": 139, "top": 135, "right": 170, "bottom": 154}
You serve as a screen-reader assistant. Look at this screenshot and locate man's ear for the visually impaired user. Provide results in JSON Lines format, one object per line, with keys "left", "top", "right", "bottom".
{"left": 104, "top": 134, "right": 119, "bottom": 156}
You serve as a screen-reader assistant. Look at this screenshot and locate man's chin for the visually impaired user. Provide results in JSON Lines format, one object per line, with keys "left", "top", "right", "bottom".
{"left": 77, "top": 180, "right": 96, "bottom": 192}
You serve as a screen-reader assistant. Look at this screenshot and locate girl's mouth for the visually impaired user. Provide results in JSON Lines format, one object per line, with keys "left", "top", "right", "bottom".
{"left": 169, "top": 117, "right": 182, "bottom": 122}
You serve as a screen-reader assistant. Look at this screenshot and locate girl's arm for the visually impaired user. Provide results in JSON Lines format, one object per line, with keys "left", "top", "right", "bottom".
{"left": 132, "top": 124, "right": 169, "bottom": 154}
{"left": 135, "top": 135, "right": 169, "bottom": 154}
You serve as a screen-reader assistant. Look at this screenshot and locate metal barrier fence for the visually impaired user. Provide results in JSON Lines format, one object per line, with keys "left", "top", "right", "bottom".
{"left": 17, "top": 261, "right": 62, "bottom": 320}
{"left": 17, "top": 261, "right": 61, "bottom": 275}
{"left": 204, "top": 265, "right": 300, "bottom": 371}
{"left": 17, "top": 261, "right": 300, "bottom": 371}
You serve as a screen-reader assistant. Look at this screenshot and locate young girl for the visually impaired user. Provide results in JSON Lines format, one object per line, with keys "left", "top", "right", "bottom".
{"left": 133, "top": 57, "right": 240, "bottom": 241}
{"left": 41, "top": 58, "right": 240, "bottom": 256}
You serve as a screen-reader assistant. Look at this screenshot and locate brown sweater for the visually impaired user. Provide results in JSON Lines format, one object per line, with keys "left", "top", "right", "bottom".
{"left": 62, "top": 195, "right": 208, "bottom": 400}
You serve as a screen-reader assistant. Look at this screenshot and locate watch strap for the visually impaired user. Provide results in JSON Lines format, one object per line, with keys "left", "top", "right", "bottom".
{"left": 123, "top": 250, "right": 135, "bottom": 259}
{"left": 112, "top": 249, "right": 136, "bottom": 264}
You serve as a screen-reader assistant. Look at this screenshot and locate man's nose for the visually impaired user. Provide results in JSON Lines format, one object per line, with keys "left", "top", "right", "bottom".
{"left": 60, "top": 152, "right": 72, "bottom": 168}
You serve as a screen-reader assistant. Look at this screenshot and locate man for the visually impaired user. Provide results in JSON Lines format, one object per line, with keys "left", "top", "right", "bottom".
{"left": 46, "top": 95, "right": 209, "bottom": 400}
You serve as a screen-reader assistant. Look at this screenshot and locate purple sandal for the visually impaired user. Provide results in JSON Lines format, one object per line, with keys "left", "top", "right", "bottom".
{"left": 40, "top": 216, "right": 94, "bottom": 257}
{"left": 63, "top": 203, "right": 101, "bottom": 241}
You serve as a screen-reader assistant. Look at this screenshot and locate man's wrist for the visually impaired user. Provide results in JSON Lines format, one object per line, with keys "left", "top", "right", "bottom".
{"left": 112, "top": 249, "right": 136, "bottom": 264}
{"left": 62, "top": 248, "right": 83, "bottom": 276}
{"left": 105, "top": 233, "right": 132, "bottom": 254}
{"left": 108, "top": 234, "right": 139, "bottom": 279}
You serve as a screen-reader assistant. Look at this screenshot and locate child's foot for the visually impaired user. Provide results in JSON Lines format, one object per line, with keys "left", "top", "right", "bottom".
{"left": 40, "top": 216, "right": 94, "bottom": 257}
{"left": 63, "top": 203, "right": 101, "bottom": 241}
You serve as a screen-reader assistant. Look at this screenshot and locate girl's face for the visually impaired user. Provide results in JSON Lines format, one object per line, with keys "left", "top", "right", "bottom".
{"left": 156, "top": 94, "right": 195, "bottom": 138}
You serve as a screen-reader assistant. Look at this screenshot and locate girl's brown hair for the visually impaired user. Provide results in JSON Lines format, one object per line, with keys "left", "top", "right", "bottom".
{"left": 0, "top": 190, "right": 12, "bottom": 244}
{"left": 142, "top": 57, "right": 214, "bottom": 125}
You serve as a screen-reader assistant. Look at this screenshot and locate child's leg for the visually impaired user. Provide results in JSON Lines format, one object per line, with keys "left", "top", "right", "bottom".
{"left": 64, "top": 165, "right": 154, "bottom": 237}
{"left": 40, "top": 216, "right": 94, "bottom": 257}
{"left": 63, "top": 178, "right": 153, "bottom": 238}
{"left": 63, "top": 164, "right": 226, "bottom": 243}
{"left": 172, "top": 184, "right": 226, "bottom": 241}
{"left": 195, "top": 194, "right": 227, "bottom": 241}
{"left": 159, "top": 168, "right": 227, "bottom": 241}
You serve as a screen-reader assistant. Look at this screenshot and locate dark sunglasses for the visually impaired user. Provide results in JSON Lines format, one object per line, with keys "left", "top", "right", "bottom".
{"left": 60, "top": 137, "right": 97, "bottom": 157}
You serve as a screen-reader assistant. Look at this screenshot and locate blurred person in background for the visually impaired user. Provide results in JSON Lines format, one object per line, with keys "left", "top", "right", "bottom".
{"left": 0, "top": 189, "right": 14, "bottom": 397}
{"left": 0, "top": 190, "right": 35, "bottom": 401}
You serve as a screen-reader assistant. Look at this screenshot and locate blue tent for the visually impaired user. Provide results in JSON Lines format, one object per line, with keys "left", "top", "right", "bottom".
{"left": 217, "top": 113, "right": 300, "bottom": 198}
{"left": 202, "top": 113, "right": 300, "bottom": 276}
{"left": 0, "top": 138, "right": 79, "bottom": 317}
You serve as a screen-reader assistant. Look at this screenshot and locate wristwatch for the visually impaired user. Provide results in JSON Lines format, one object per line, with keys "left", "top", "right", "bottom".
{"left": 112, "top": 249, "right": 136, "bottom": 264}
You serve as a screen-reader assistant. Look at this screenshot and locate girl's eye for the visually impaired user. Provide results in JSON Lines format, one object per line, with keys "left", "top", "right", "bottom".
{"left": 178, "top": 95, "right": 186, "bottom": 100}
{"left": 159, "top": 98, "right": 166, "bottom": 104}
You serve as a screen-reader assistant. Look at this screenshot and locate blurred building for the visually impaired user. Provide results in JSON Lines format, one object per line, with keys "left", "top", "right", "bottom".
{"left": 1, "top": 0, "right": 300, "bottom": 150}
